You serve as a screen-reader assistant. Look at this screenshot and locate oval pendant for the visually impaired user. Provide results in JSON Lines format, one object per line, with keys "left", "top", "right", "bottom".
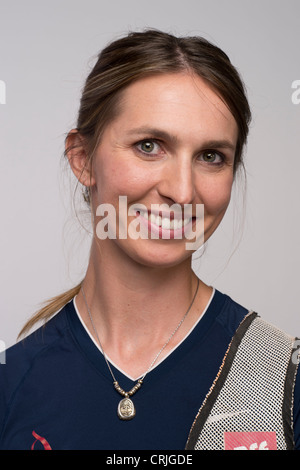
{"left": 117, "top": 397, "right": 136, "bottom": 420}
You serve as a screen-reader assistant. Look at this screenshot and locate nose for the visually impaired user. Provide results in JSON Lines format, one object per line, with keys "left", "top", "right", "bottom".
{"left": 157, "top": 158, "right": 196, "bottom": 205}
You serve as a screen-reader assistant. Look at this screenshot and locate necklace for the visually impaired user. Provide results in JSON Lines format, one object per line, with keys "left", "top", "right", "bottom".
{"left": 81, "top": 278, "right": 199, "bottom": 420}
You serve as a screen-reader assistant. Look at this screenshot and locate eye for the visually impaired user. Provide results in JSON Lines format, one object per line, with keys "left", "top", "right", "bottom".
{"left": 135, "top": 139, "right": 162, "bottom": 156}
{"left": 198, "top": 150, "right": 224, "bottom": 164}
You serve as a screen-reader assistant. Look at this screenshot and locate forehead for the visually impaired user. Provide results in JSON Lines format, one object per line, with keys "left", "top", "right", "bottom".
{"left": 111, "top": 72, "right": 238, "bottom": 144}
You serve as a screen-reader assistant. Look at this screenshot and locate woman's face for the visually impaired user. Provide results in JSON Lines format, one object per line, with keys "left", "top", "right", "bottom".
{"left": 90, "top": 72, "right": 238, "bottom": 268}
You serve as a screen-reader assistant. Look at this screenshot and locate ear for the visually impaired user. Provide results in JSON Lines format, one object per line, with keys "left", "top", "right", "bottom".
{"left": 65, "top": 129, "right": 96, "bottom": 187}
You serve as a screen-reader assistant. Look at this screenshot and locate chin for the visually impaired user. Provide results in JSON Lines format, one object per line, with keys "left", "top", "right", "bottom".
{"left": 124, "top": 240, "right": 194, "bottom": 269}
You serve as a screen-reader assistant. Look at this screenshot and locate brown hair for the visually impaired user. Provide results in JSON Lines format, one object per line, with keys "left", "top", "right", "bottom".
{"left": 19, "top": 28, "right": 251, "bottom": 338}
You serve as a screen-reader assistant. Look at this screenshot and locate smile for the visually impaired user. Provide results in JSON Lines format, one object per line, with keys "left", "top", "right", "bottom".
{"left": 95, "top": 197, "right": 204, "bottom": 250}
{"left": 137, "top": 210, "right": 193, "bottom": 230}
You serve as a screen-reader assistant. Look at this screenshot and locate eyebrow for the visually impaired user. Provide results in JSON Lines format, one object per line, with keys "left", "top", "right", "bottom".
{"left": 127, "top": 127, "right": 236, "bottom": 152}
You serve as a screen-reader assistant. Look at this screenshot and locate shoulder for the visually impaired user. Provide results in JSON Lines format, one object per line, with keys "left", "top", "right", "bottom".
{"left": 242, "top": 315, "right": 300, "bottom": 449}
{"left": 217, "top": 291, "right": 299, "bottom": 383}
{"left": 4, "top": 302, "right": 71, "bottom": 366}
{"left": 213, "top": 289, "right": 253, "bottom": 339}
{"left": 0, "top": 302, "right": 72, "bottom": 419}
{"left": 214, "top": 289, "right": 298, "bottom": 352}
{"left": 221, "top": 292, "right": 300, "bottom": 449}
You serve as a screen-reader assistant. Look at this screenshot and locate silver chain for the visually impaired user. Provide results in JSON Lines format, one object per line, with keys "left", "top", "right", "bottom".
{"left": 81, "top": 278, "right": 199, "bottom": 383}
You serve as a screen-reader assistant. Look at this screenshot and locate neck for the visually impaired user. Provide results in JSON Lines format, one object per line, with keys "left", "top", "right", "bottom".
{"left": 75, "top": 238, "right": 212, "bottom": 378}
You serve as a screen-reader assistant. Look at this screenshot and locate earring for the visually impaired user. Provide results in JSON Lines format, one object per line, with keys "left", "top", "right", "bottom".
{"left": 82, "top": 186, "right": 90, "bottom": 204}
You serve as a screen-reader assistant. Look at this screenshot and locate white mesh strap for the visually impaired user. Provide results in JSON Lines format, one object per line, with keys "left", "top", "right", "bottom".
{"left": 185, "top": 312, "right": 299, "bottom": 450}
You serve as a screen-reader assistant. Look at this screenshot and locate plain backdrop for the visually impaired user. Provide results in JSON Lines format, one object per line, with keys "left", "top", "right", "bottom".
{"left": 0, "top": 0, "right": 299, "bottom": 348}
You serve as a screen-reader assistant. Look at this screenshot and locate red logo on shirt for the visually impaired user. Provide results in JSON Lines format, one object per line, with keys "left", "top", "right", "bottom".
{"left": 31, "top": 430, "right": 52, "bottom": 450}
{"left": 224, "top": 431, "right": 277, "bottom": 450}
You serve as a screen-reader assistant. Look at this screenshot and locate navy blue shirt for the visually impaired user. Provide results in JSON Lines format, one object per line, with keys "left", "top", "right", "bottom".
{"left": 0, "top": 289, "right": 299, "bottom": 450}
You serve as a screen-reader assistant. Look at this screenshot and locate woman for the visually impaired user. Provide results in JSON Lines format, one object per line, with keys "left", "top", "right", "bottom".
{"left": 0, "top": 29, "right": 299, "bottom": 450}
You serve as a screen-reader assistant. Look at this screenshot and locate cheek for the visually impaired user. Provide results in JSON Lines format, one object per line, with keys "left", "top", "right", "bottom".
{"left": 94, "top": 157, "right": 152, "bottom": 202}
{"left": 198, "top": 174, "right": 233, "bottom": 216}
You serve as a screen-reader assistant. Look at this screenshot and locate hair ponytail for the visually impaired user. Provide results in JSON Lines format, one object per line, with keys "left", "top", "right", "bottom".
{"left": 18, "top": 282, "right": 83, "bottom": 339}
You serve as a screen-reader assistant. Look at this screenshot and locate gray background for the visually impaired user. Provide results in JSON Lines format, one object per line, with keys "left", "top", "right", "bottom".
{"left": 0, "top": 0, "right": 299, "bottom": 348}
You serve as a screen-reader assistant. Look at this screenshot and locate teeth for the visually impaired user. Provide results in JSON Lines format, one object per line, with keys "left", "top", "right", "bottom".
{"left": 156, "top": 215, "right": 162, "bottom": 226}
{"left": 138, "top": 211, "right": 191, "bottom": 229}
{"left": 150, "top": 213, "right": 156, "bottom": 224}
{"left": 162, "top": 217, "right": 170, "bottom": 229}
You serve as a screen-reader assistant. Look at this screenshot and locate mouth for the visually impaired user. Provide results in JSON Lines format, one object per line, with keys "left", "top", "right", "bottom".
{"left": 135, "top": 209, "right": 196, "bottom": 239}
{"left": 137, "top": 210, "right": 193, "bottom": 229}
